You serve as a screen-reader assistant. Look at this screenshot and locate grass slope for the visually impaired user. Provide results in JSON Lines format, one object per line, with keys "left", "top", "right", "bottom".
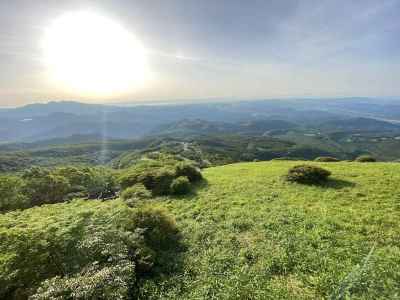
{"left": 143, "top": 161, "right": 400, "bottom": 299}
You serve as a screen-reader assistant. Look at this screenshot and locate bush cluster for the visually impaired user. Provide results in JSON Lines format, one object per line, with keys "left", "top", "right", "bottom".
{"left": 286, "top": 165, "right": 331, "bottom": 184}
{"left": 139, "top": 168, "right": 176, "bottom": 196}
{"left": 355, "top": 155, "right": 376, "bottom": 162}
{"left": 314, "top": 156, "right": 340, "bottom": 162}
{"left": 0, "top": 166, "right": 119, "bottom": 213}
{"left": 0, "top": 176, "right": 29, "bottom": 212}
{"left": 175, "top": 162, "right": 203, "bottom": 182}
{"left": 171, "top": 176, "right": 191, "bottom": 195}
{"left": 0, "top": 200, "right": 180, "bottom": 299}
{"left": 121, "top": 183, "right": 152, "bottom": 206}
{"left": 118, "top": 160, "right": 203, "bottom": 197}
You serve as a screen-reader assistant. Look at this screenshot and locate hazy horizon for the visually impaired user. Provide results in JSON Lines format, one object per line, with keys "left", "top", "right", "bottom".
{"left": 1, "top": 0, "right": 400, "bottom": 107}
{"left": 2, "top": 96, "right": 400, "bottom": 110}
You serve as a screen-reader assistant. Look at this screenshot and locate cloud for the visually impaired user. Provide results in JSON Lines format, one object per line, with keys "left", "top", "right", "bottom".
{"left": 0, "top": 0, "right": 399, "bottom": 105}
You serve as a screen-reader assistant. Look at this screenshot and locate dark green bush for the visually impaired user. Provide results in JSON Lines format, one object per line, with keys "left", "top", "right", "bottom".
{"left": 314, "top": 156, "right": 340, "bottom": 162}
{"left": 139, "top": 168, "right": 176, "bottom": 196}
{"left": 131, "top": 205, "right": 179, "bottom": 251}
{"left": 175, "top": 162, "right": 203, "bottom": 182}
{"left": 0, "top": 176, "right": 28, "bottom": 213}
{"left": 118, "top": 161, "right": 173, "bottom": 190}
{"left": 272, "top": 157, "right": 303, "bottom": 161}
{"left": 355, "top": 155, "right": 376, "bottom": 162}
{"left": 286, "top": 165, "right": 331, "bottom": 184}
{"left": 119, "top": 160, "right": 203, "bottom": 197}
{"left": 86, "top": 167, "right": 118, "bottom": 199}
{"left": 53, "top": 166, "right": 92, "bottom": 191}
{"left": 54, "top": 166, "right": 119, "bottom": 200}
{"left": 21, "top": 167, "right": 71, "bottom": 206}
{"left": 1, "top": 166, "right": 120, "bottom": 213}
{"left": 171, "top": 176, "right": 191, "bottom": 195}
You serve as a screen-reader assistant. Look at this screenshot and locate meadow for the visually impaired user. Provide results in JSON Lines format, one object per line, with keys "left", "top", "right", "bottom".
{"left": 140, "top": 161, "right": 400, "bottom": 299}
{"left": 1, "top": 161, "right": 399, "bottom": 299}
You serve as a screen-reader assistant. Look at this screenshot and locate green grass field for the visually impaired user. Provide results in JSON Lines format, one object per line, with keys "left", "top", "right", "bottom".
{"left": 2, "top": 161, "right": 399, "bottom": 299}
{"left": 141, "top": 161, "right": 400, "bottom": 299}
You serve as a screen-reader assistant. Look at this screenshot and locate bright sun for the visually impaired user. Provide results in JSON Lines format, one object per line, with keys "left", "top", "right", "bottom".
{"left": 42, "top": 11, "right": 149, "bottom": 96}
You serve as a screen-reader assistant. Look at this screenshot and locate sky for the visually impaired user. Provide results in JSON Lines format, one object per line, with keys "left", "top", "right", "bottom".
{"left": 1, "top": 0, "right": 400, "bottom": 107}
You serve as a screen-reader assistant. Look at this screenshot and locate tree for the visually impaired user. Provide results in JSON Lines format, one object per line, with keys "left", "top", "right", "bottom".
{"left": 21, "top": 167, "right": 70, "bottom": 206}
{"left": 54, "top": 166, "right": 92, "bottom": 193}
{"left": 86, "top": 167, "right": 118, "bottom": 199}
{"left": 0, "top": 175, "right": 28, "bottom": 212}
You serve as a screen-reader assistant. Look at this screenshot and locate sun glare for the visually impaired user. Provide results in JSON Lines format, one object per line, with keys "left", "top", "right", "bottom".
{"left": 42, "top": 11, "right": 149, "bottom": 96}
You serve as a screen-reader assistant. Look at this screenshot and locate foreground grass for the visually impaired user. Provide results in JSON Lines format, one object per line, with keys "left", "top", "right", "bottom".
{"left": 141, "top": 161, "right": 400, "bottom": 299}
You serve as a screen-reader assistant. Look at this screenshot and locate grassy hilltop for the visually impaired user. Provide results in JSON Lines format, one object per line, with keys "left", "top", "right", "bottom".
{"left": 1, "top": 161, "right": 399, "bottom": 299}
{"left": 142, "top": 161, "right": 400, "bottom": 299}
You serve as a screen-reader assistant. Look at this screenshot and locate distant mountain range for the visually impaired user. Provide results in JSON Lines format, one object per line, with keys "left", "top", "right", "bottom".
{"left": 1, "top": 98, "right": 400, "bottom": 144}
{"left": 3, "top": 97, "right": 400, "bottom": 171}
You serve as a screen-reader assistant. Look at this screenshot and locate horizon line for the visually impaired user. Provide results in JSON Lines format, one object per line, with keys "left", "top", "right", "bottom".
{"left": 1, "top": 95, "right": 400, "bottom": 109}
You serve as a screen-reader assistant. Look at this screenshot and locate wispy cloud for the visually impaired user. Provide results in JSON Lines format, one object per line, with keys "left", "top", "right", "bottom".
{"left": 0, "top": 0, "right": 400, "bottom": 105}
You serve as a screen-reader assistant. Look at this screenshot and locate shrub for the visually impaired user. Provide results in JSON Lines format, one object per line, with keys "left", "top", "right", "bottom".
{"left": 355, "top": 155, "right": 376, "bottom": 162}
{"left": 272, "top": 157, "right": 303, "bottom": 161}
{"left": 54, "top": 166, "right": 92, "bottom": 191}
{"left": 118, "top": 163, "right": 175, "bottom": 190}
{"left": 121, "top": 184, "right": 152, "bottom": 206}
{"left": 0, "top": 176, "right": 28, "bottom": 213}
{"left": 314, "top": 156, "right": 339, "bottom": 162}
{"left": 139, "top": 168, "right": 176, "bottom": 196}
{"left": 131, "top": 206, "right": 179, "bottom": 251}
{"left": 171, "top": 176, "right": 191, "bottom": 195}
{"left": 118, "top": 159, "right": 203, "bottom": 196}
{"left": 21, "top": 167, "right": 71, "bottom": 206}
{"left": 0, "top": 200, "right": 180, "bottom": 299}
{"left": 286, "top": 165, "right": 331, "bottom": 184}
{"left": 118, "top": 169, "right": 142, "bottom": 190}
{"left": 32, "top": 263, "right": 134, "bottom": 300}
{"left": 86, "top": 167, "right": 118, "bottom": 199}
{"left": 175, "top": 162, "right": 203, "bottom": 182}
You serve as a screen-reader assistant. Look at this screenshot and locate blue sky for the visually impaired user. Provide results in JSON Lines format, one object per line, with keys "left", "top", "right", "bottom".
{"left": 0, "top": 0, "right": 399, "bottom": 106}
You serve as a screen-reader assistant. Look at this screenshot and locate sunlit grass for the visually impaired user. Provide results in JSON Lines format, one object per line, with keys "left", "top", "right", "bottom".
{"left": 141, "top": 161, "right": 400, "bottom": 299}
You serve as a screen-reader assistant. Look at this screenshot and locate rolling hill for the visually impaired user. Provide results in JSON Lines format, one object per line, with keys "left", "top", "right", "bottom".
{"left": 318, "top": 117, "right": 400, "bottom": 132}
{"left": 0, "top": 134, "right": 338, "bottom": 172}
{"left": 141, "top": 161, "right": 400, "bottom": 299}
{"left": 2, "top": 161, "right": 399, "bottom": 299}
{"left": 3, "top": 99, "right": 400, "bottom": 164}
{"left": 2, "top": 98, "right": 400, "bottom": 143}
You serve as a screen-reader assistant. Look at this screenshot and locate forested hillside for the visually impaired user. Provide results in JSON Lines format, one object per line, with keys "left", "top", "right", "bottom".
{"left": 3, "top": 99, "right": 400, "bottom": 167}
